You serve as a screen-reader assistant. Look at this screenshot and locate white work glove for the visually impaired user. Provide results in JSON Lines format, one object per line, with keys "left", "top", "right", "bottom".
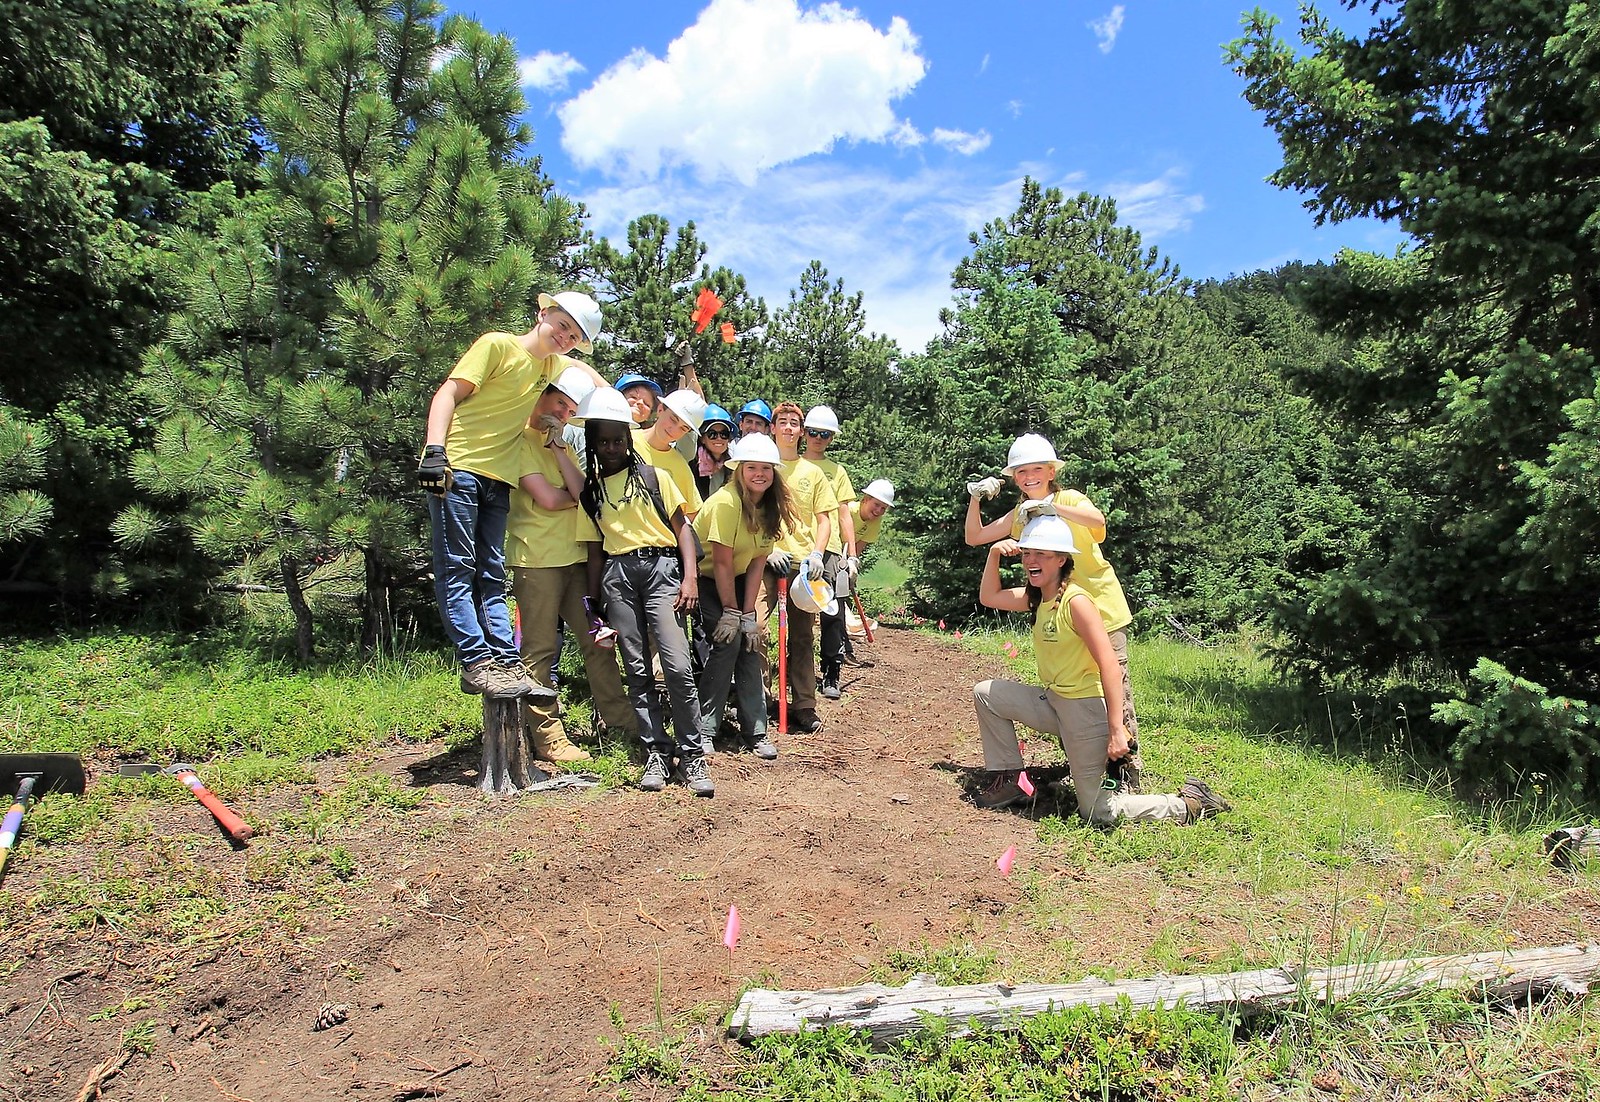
{"left": 767, "top": 548, "right": 793, "bottom": 575}
{"left": 740, "top": 612, "right": 764, "bottom": 652}
{"left": 1016, "top": 499, "right": 1058, "bottom": 524}
{"left": 845, "top": 555, "right": 860, "bottom": 580}
{"left": 805, "top": 551, "right": 825, "bottom": 580}
{"left": 712, "top": 607, "right": 743, "bottom": 645}
{"left": 967, "top": 475, "right": 1003, "bottom": 500}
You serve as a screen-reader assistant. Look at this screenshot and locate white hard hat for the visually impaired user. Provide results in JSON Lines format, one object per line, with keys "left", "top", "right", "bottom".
{"left": 537, "top": 290, "right": 603, "bottom": 353}
{"left": 1002, "top": 433, "right": 1063, "bottom": 476}
{"left": 573, "top": 385, "right": 633, "bottom": 425}
{"left": 1017, "top": 514, "right": 1079, "bottom": 555}
{"left": 727, "top": 434, "right": 780, "bottom": 465}
{"left": 803, "top": 405, "right": 840, "bottom": 433}
{"left": 661, "top": 389, "right": 707, "bottom": 433}
{"left": 551, "top": 363, "right": 596, "bottom": 407}
{"left": 791, "top": 558, "right": 837, "bottom": 616}
{"left": 862, "top": 478, "right": 895, "bottom": 507}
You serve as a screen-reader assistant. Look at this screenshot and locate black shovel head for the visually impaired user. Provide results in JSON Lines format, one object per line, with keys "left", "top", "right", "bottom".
{"left": 0, "top": 753, "right": 87, "bottom": 797}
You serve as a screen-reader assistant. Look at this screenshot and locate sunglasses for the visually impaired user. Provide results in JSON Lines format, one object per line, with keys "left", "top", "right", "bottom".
{"left": 804, "top": 428, "right": 835, "bottom": 440}
{"left": 702, "top": 428, "right": 732, "bottom": 440}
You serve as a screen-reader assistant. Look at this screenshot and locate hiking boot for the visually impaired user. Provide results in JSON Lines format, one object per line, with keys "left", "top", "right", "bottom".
{"left": 639, "top": 752, "right": 670, "bottom": 792}
{"left": 460, "top": 659, "right": 494, "bottom": 695}
{"left": 842, "top": 651, "right": 875, "bottom": 668}
{"left": 1179, "top": 777, "right": 1231, "bottom": 823}
{"left": 676, "top": 753, "right": 715, "bottom": 797}
{"left": 819, "top": 663, "right": 842, "bottom": 700}
{"left": 789, "top": 708, "right": 823, "bottom": 735}
{"left": 746, "top": 733, "right": 778, "bottom": 760}
{"left": 530, "top": 726, "right": 592, "bottom": 764}
{"left": 974, "top": 769, "right": 1028, "bottom": 810}
{"left": 492, "top": 661, "right": 557, "bottom": 701}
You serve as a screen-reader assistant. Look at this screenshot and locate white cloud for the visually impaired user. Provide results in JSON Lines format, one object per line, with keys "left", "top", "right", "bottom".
{"left": 1088, "top": 6, "right": 1126, "bottom": 54}
{"left": 1005, "top": 99, "right": 1024, "bottom": 118}
{"left": 978, "top": 53, "right": 990, "bottom": 75}
{"left": 932, "top": 128, "right": 992, "bottom": 156}
{"left": 1107, "top": 168, "right": 1205, "bottom": 238}
{"left": 557, "top": 0, "right": 927, "bottom": 185}
{"left": 520, "top": 51, "right": 586, "bottom": 92}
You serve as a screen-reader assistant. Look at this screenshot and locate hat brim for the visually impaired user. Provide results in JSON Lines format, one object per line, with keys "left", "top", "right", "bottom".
{"left": 1002, "top": 458, "right": 1064, "bottom": 477}
{"left": 538, "top": 292, "right": 596, "bottom": 354}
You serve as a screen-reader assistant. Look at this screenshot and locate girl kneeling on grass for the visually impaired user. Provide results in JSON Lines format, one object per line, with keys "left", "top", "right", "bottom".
{"left": 971, "top": 514, "right": 1228, "bottom": 827}
{"left": 578, "top": 388, "right": 713, "bottom": 798}
{"left": 693, "top": 433, "right": 799, "bottom": 760}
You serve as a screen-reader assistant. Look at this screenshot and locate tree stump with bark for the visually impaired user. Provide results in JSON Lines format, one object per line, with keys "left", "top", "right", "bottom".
{"left": 479, "top": 698, "right": 547, "bottom": 795}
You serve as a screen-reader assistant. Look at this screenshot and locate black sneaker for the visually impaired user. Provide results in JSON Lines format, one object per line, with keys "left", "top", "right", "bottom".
{"left": 1178, "top": 777, "right": 1230, "bottom": 822}
{"left": 640, "top": 752, "right": 670, "bottom": 792}
{"left": 676, "top": 754, "right": 715, "bottom": 797}
{"left": 819, "top": 664, "right": 842, "bottom": 700}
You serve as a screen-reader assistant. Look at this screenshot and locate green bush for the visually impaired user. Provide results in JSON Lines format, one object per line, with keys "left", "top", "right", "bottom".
{"left": 1434, "top": 659, "right": 1600, "bottom": 801}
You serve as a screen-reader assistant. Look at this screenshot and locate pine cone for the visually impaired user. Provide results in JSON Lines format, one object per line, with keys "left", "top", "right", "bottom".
{"left": 312, "top": 1002, "right": 350, "bottom": 1031}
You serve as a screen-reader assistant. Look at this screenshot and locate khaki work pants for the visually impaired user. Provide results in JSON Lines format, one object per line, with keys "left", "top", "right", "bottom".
{"left": 511, "top": 564, "right": 636, "bottom": 743}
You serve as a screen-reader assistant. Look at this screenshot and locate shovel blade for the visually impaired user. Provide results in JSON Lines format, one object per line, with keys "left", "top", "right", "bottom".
{"left": 0, "top": 753, "right": 86, "bottom": 796}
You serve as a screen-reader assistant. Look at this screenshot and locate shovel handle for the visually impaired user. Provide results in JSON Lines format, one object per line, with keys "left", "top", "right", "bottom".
{"left": 853, "top": 593, "right": 875, "bottom": 644}
{"left": 0, "top": 775, "right": 39, "bottom": 882}
{"left": 777, "top": 577, "right": 788, "bottom": 736}
{"left": 173, "top": 770, "right": 254, "bottom": 842}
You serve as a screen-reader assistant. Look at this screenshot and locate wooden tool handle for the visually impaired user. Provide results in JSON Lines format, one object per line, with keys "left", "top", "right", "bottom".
{"left": 175, "top": 771, "right": 254, "bottom": 842}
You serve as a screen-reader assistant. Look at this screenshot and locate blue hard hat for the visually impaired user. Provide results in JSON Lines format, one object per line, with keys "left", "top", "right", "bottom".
{"left": 614, "top": 372, "right": 663, "bottom": 397}
{"left": 738, "top": 398, "right": 773, "bottom": 424}
{"left": 702, "top": 403, "right": 735, "bottom": 428}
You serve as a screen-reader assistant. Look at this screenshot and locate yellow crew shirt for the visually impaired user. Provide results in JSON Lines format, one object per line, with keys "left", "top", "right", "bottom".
{"left": 693, "top": 484, "right": 777, "bottom": 577}
{"left": 807, "top": 456, "right": 856, "bottom": 554}
{"left": 633, "top": 428, "right": 705, "bottom": 515}
{"left": 577, "top": 467, "right": 687, "bottom": 557}
{"left": 774, "top": 457, "right": 839, "bottom": 560}
{"left": 848, "top": 500, "right": 884, "bottom": 548}
{"left": 506, "top": 429, "right": 583, "bottom": 570}
{"left": 1034, "top": 583, "right": 1104, "bottom": 700}
{"left": 1010, "top": 489, "right": 1133, "bottom": 633}
{"left": 444, "top": 334, "right": 565, "bottom": 485}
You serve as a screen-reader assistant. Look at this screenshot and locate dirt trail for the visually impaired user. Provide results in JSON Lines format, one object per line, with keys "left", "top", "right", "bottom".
{"left": 3, "top": 629, "right": 1046, "bottom": 1101}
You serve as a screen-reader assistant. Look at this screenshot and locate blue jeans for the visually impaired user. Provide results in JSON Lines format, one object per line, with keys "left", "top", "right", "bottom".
{"left": 427, "top": 471, "right": 517, "bottom": 668}
{"left": 602, "top": 551, "right": 702, "bottom": 758}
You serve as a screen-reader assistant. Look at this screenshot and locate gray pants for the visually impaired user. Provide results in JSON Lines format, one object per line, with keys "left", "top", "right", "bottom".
{"left": 602, "top": 552, "right": 702, "bottom": 758}
{"left": 972, "top": 679, "right": 1184, "bottom": 827}
{"left": 695, "top": 579, "right": 766, "bottom": 745}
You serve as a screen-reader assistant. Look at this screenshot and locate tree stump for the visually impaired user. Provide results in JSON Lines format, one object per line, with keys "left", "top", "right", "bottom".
{"left": 479, "top": 697, "right": 548, "bottom": 795}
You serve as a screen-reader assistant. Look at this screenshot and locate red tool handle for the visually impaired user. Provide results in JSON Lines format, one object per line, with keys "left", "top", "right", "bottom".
{"left": 777, "top": 577, "right": 789, "bottom": 736}
{"left": 174, "top": 770, "right": 254, "bottom": 842}
{"left": 853, "top": 592, "right": 875, "bottom": 644}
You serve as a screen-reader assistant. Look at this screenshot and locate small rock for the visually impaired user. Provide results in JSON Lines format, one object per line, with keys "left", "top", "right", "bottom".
{"left": 890, "top": 794, "right": 910, "bottom": 804}
{"left": 850, "top": 955, "right": 871, "bottom": 969}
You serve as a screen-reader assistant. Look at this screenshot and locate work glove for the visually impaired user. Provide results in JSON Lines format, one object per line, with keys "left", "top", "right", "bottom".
{"left": 740, "top": 612, "right": 763, "bottom": 652}
{"left": 712, "top": 607, "right": 743, "bottom": 645}
{"left": 967, "top": 475, "right": 1003, "bottom": 500}
{"left": 583, "top": 596, "right": 618, "bottom": 650}
{"left": 417, "top": 445, "right": 452, "bottom": 496}
{"left": 845, "top": 556, "right": 860, "bottom": 580}
{"left": 1016, "top": 499, "right": 1058, "bottom": 524}
{"left": 805, "top": 551, "right": 825, "bottom": 580}
{"left": 766, "top": 548, "right": 793, "bottom": 575}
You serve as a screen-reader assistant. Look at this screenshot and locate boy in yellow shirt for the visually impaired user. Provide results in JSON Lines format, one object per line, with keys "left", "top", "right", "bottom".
{"left": 801, "top": 405, "right": 856, "bottom": 699}
{"left": 418, "top": 291, "right": 605, "bottom": 699}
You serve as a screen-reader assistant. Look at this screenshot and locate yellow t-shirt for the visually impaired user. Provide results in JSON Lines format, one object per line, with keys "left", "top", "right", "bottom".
{"left": 774, "top": 457, "right": 839, "bottom": 559}
{"left": 1010, "top": 489, "right": 1133, "bottom": 633}
{"left": 576, "top": 467, "right": 686, "bottom": 557}
{"left": 1034, "top": 583, "right": 1104, "bottom": 700}
{"left": 848, "top": 500, "right": 884, "bottom": 548}
{"left": 505, "top": 429, "right": 583, "bottom": 570}
{"left": 633, "top": 428, "right": 705, "bottom": 515}
{"left": 693, "top": 484, "right": 777, "bottom": 577}
{"left": 444, "top": 334, "right": 564, "bottom": 485}
{"left": 808, "top": 456, "right": 856, "bottom": 554}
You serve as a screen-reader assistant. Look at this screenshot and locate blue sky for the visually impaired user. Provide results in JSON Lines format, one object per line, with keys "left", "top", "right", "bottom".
{"left": 450, "top": 0, "right": 1403, "bottom": 352}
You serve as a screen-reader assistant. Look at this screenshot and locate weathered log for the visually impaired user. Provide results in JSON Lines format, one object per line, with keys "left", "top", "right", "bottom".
{"left": 729, "top": 943, "right": 1600, "bottom": 1043}
{"left": 479, "top": 697, "right": 548, "bottom": 795}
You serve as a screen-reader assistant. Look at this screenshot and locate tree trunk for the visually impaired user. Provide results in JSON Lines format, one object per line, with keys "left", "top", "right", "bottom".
{"left": 479, "top": 697, "right": 547, "bottom": 795}
{"left": 280, "top": 554, "right": 315, "bottom": 663}
{"left": 362, "top": 547, "right": 394, "bottom": 656}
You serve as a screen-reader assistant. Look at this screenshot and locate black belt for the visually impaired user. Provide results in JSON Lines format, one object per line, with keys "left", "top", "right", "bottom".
{"left": 614, "top": 546, "right": 674, "bottom": 559}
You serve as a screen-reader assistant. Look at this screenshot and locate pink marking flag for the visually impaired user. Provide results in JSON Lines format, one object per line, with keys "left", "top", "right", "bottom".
{"left": 996, "top": 844, "right": 1017, "bottom": 876}
{"left": 953, "top": 630, "right": 963, "bottom": 640}
{"left": 1017, "top": 770, "right": 1035, "bottom": 797}
{"left": 938, "top": 619, "right": 946, "bottom": 630}
{"left": 722, "top": 905, "right": 741, "bottom": 951}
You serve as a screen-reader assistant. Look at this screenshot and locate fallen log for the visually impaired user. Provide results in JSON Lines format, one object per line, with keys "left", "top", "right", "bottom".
{"left": 729, "top": 942, "right": 1600, "bottom": 1043}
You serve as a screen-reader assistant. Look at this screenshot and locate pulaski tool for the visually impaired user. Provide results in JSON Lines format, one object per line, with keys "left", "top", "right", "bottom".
{"left": 119, "top": 762, "right": 254, "bottom": 843}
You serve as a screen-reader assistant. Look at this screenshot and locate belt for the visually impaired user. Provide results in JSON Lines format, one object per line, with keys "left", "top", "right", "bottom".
{"left": 614, "top": 546, "right": 674, "bottom": 559}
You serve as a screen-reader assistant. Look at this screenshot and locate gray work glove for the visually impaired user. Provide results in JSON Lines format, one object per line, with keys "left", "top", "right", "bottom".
{"left": 805, "top": 551, "right": 825, "bottom": 580}
{"left": 1016, "top": 499, "right": 1059, "bottom": 525}
{"left": 740, "top": 612, "right": 763, "bottom": 652}
{"left": 712, "top": 607, "right": 743, "bottom": 645}
{"left": 846, "top": 555, "right": 860, "bottom": 580}
{"left": 417, "top": 445, "right": 453, "bottom": 496}
{"left": 766, "top": 548, "right": 793, "bottom": 575}
{"left": 967, "top": 475, "right": 1003, "bottom": 500}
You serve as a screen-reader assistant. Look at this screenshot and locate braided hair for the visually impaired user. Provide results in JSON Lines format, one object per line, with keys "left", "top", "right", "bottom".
{"left": 580, "top": 420, "right": 651, "bottom": 527}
